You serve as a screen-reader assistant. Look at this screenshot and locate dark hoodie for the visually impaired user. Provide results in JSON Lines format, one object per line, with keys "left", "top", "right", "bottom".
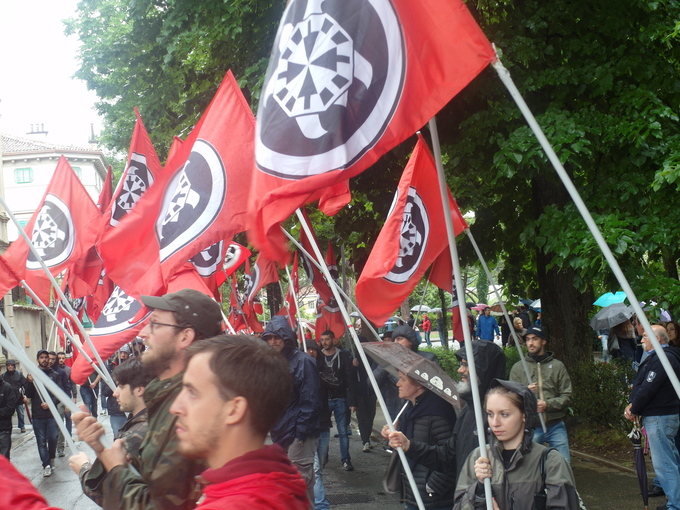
{"left": 405, "top": 340, "right": 506, "bottom": 479}
{"left": 453, "top": 380, "right": 580, "bottom": 510}
{"left": 391, "top": 325, "right": 439, "bottom": 365}
{"left": 264, "top": 316, "right": 322, "bottom": 448}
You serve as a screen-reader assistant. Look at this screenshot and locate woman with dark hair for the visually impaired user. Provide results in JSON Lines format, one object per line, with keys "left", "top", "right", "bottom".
{"left": 667, "top": 320, "right": 680, "bottom": 349}
{"left": 453, "top": 379, "right": 580, "bottom": 510}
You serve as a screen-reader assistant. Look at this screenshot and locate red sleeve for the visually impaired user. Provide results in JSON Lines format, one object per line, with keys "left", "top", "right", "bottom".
{"left": 0, "top": 456, "right": 61, "bottom": 510}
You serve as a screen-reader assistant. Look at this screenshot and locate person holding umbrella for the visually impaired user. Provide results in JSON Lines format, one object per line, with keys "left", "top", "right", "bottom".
{"left": 625, "top": 325, "right": 680, "bottom": 510}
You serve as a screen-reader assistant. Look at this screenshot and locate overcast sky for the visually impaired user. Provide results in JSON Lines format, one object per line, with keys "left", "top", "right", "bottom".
{"left": 0, "top": 0, "right": 102, "bottom": 147}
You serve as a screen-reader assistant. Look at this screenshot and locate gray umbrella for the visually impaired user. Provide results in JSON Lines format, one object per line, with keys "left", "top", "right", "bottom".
{"left": 589, "top": 302, "right": 634, "bottom": 330}
{"left": 362, "top": 342, "right": 463, "bottom": 410}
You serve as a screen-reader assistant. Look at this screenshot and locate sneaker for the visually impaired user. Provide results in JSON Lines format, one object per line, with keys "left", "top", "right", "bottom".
{"left": 50, "top": 459, "right": 55, "bottom": 470}
{"left": 20, "top": 428, "right": 26, "bottom": 433}
{"left": 43, "top": 466, "right": 52, "bottom": 477}
{"left": 363, "top": 442, "right": 371, "bottom": 453}
{"left": 342, "top": 460, "right": 354, "bottom": 471}
{"left": 57, "top": 450, "right": 65, "bottom": 458}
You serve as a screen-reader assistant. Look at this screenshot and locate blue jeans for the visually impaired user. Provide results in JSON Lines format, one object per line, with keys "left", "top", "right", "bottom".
{"left": 110, "top": 414, "right": 127, "bottom": 438}
{"left": 424, "top": 331, "right": 432, "bottom": 347}
{"left": 80, "top": 387, "right": 98, "bottom": 417}
{"left": 328, "top": 398, "right": 350, "bottom": 463}
{"left": 314, "top": 429, "right": 330, "bottom": 510}
{"left": 33, "top": 417, "right": 58, "bottom": 468}
{"left": 644, "top": 414, "right": 680, "bottom": 509}
{"left": 15, "top": 404, "right": 25, "bottom": 429}
{"left": 533, "top": 420, "right": 571, "bottom": 464}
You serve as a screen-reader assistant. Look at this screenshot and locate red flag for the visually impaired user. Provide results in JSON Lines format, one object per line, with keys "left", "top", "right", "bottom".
{"left": 318, "top": 243, "right": 346, "bottom": 339}
{"left": 248, "top": 0, "right": 495, "bottom": 263}
{"left": 240, "top": 260, "right": 264, "bottom": 333}
{"left": 0, "top": 455, "right": 62, "bottom": 510}
{"left": 298, "top": 210, "right": 333, "bottom": 304}
{"left": 70, "top": 263, "right": 214, "bottom": 384}
{"left": 0, "top": 254, "right": 21, "bottom": 300}
{"left": 223, "top": 242, "right": 252, "bottom": 278}
{"left": 2, "top": 157, "right": 100, "bottom": 304}
{"left": 99, "top": 71, "right": 255, "bottom": 298}
{"left": 85, "top": 266, "right": 116, "bottom": 324}
{"left": 291, "top": 251, "right": 300, "bottom": 295}
{"left": 166, "top": 136, "right": 184, "bottom": 165}
{"left": 355, "top": 135, "right": 468, "bottom": 326}
{"left": 276, "top": 286, "right": 298, "bottom": 330}
{"left": 228, "top": 275, "right": 247, "bottom": 332}
{"left": 189, "top": 241, "right": 228, "bottom": 299}
{"left": 244, "top": 254, "right": 279, "bottom": 310}
{"left": 97, "top": 165, "right": 114, "bottom": 213}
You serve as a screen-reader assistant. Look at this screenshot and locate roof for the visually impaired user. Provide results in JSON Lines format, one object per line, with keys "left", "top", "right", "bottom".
{"left": 0, "top": 132, "right": 92, "bottom": 154}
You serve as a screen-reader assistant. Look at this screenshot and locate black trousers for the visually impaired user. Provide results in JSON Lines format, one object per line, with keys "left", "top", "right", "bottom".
{"left": 0, "top": 430, "right": 11, "bottom": 459}
{"left": 356, "top": 394, "right": 377, "bottom": 444}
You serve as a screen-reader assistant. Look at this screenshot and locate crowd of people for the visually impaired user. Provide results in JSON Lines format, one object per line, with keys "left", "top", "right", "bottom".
{"left": 1, "top": 290, "right": 680, "bottom": 510}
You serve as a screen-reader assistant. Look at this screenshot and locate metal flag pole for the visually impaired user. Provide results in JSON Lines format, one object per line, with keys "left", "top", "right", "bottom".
{"left": 466, "top": 230, "right": 547, "bottom": 434}
{"left": 0, "top": 194, "right": 115, "bottom": 390}
{"left": 295, "top": 209, "right": 426, "bottom": 510}
{"left": 281, "top": 228, "right": 384, "bottom": 342}
{"left": 220, "top": 310, "right": 237, "bottom": 334}
{"left": 492, "top": 55, "right": 680, "bottom": 401}
{"left": 21, "top": 281, "right": 115, "bottom": 391}
{"left": 285, "top": 265, "right": 305, "bottom": 346}
{"left": 428, "top": 117, "right": 493, "bottom": 510}
{"left": 413, "top": 279, "right": 430, "bottom": 334}
{"left": 47, "top": 321, "right": 56, "bottom": 352}
{"left": 0, "top": 313, "right": 85, "bottom": 455}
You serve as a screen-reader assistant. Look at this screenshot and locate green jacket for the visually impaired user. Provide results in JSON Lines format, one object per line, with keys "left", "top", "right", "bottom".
{"left": 102, "top": 372, "right": 206, "bottom": 510}
{"left": 509, "top": 352, "right": 573, "bottom": 423}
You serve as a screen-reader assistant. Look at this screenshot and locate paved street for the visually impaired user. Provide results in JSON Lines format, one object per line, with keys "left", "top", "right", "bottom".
{"left": 7, "top": 402, "right": 657, "bottom": 509}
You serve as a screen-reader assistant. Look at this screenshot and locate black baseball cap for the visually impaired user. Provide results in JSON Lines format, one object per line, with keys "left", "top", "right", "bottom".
{"left": 37, "top": 349, "right": 49, "bottom": 359}
{"left": 525, "top": 325, "right": 547, "bottom": 339}
{"left": 5, "top": 359, "right": 16, "bottom": 365}
{"left": 140, "top": 289, "right": 223, "bottom": 339}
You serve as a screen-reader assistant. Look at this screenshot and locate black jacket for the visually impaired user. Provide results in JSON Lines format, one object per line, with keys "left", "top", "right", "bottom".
{"left": 0, "top": 380, "right": 17, "bottom": 431}
{"left": 321, "top": 347, "right": 358, "bottom": 405}
{"left": 2, "top": 369, "right": 26, "bottom": 399}
{"left": 24, "top": 367, "right": 62, "bottom": 420}
{"left": 630, "top": 345, "right": 680, "bottom": 416}
{"left": 400, "top": 390, "right": 457, "bottom": 509}
{"left": 406, "top": 340, "right": 507, "bottom": 479}
{"left": 265, "top": 316, "right": 322, "bottom": 448}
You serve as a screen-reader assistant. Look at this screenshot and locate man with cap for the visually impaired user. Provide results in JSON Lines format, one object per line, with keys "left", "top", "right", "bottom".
{"left": 262, "top": 315, "right": 322, "bottom": 509}
{"left": 2, "top": 359, "right": 26, "bottom": 433}
{"left": 25, "top": 350, "right": 62, "bottom": 477}
{"left": 510, "top": 325, "right": 573, "bottom": 462}
{"left": 73, "top": 288, "right": 224, "bottom": 510}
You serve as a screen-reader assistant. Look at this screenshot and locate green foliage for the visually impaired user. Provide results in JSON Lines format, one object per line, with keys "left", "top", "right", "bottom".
{"left": 570, "top": 358, "right": 636, "bottom": 431}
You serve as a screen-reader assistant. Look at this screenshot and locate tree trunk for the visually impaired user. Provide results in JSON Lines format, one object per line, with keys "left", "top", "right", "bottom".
{"left": 400, "top": 296, "right": 410, "bottom": 323}
{"left": 438, "top": 287, "right": 449, "bottom": 350}
{"left": 532, "top": 174, "right": 593, "bottom": 369}
{"left": 267, "top": 282, "right": 283, "bottom": 320}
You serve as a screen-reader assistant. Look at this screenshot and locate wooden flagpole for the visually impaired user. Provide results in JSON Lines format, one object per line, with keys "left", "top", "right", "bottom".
{"left": 428, "top": 117, "right": 494, "bottom": 510}
{"left": 492, "top": 54, "right": 680, "bottom": 401}
{"left": 296, "top": 209, "right": 427, "bottom": 510}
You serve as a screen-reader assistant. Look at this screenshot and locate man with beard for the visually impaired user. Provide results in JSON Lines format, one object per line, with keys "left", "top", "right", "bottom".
{"left": 385, "top": 340, "right": 506, "bottom": 482}
{"left": 50, "top": 351, "right": 76, "bottom": 458}
{"left": 510, "top": 325, "right": 573, "bottom": 463}
{"left": 25, "top": 350, "right": 62, "bottom": 477}
{"left": 74, "top": 289, "right": 223, "bottom": 510}
{"left": 169, "top": 335, "right": 308, "bottom": 509}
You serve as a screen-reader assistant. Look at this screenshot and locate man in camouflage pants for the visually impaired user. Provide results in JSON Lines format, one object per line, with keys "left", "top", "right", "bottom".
{"left": 74, "top": 289, "right": 224, "bottom": 510}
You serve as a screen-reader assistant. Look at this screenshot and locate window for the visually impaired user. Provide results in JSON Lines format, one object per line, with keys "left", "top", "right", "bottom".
{"left": 18, "top": 220, "right": 28, "bottom": 231}
{"left": 14, "top": 168, "right": 33, "bottom": 184}
{"left": 72, "top": 167, "right": 82, "bottom": 180}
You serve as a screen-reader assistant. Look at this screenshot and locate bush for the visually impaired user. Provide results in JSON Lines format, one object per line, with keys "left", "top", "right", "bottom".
{"left": 570, "top": 358, "right": 636, "bottom": 431}
{"left": 422, "top": 343, "right": 527, "bottom": 382}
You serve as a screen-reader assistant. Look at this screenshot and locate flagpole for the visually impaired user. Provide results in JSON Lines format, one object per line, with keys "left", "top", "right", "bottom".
{"left": 220, "top": 310, "right": 236, "bottom": 334}
{"left": 412, "top": 279, "right": 430, "bottom": 336}
{"left": 0, "top": 194, "right": 115, "bottom": 390}
{"left": 277, "top": 279, "right": 298, "bottom": 343}
{"left": 295, "top": 209, "right": 426, "bottom": 510}
{"left": 492, "top": 55, "right": 680, "bottom": 401}
{"left": 47, "top": 320, "right": 56, "bottom": 353}
{"left": 465, "top": 230, "right": 547, "bottom": 434}
{"left": 281, "top": 227, "right": 384, "bottom": 342}
{"left": 428, "top": 117, "right": 493, "bottom": 510}
{"left": 22, "top": 281, "right": 115, "bottom": 391}
{"left": 285, "top": 265, "right": 305, "bottom": 347}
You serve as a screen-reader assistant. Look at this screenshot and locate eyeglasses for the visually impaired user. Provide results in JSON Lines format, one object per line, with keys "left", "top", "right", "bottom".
{"left": 148, "top": 320, "right": 185, "bottom": 333}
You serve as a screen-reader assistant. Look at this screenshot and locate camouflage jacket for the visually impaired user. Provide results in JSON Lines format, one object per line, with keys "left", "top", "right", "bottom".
{"left": 80, "top": 408, "right": 149, "bottom": 506}
{"left": 102, "top": 372, "right": 206, "bottom": 510}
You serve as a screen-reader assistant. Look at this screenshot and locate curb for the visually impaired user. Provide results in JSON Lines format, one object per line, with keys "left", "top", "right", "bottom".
{"left": 11, "top": 430, "right": 35, "bottom": 450}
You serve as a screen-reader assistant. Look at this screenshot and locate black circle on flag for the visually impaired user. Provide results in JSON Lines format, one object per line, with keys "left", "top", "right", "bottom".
{"left": 384, "top": 187, "right": 429, "bottom": 284}
{"left": 27, "top": 193, "right": 75, "bottom": 270}
{"left": 190, "top": 241, "right": 224, "bottom": 278}
{"left": 92, "top": 286, "right": 148, "bottom": 336}
{"left": 156, "top": 139, "right": 226, "bottom": 262}
{"left": 256, "top": 0, "right": 405, "bottom": 178}
{"left": 111, "top": 152, "right": 154, "bottom": 227}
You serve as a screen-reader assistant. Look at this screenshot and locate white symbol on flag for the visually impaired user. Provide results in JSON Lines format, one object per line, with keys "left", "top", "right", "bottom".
{"left": 102, "top": 288, "right": 135, "bottom": 323}
{"left": 162, "top": 171, "right": 200, "bottom": 231}
{"left": 33, "top": 206, "right": 66, "bottom": 256}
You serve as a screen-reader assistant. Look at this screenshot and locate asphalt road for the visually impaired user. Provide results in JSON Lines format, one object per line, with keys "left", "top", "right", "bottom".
{"left": 7, "top": 402, "right": 658, "bottom": 510}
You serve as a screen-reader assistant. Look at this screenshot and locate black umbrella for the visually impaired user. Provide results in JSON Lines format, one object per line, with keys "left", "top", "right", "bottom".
{"left": 362, "top": 342, "right": 463, "bottom": 410}
{"left": 589, "top": 302, "right": 634, "bottom": 330}
{"left": 628, "top": 418, "right": 648, "bottom": 509}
